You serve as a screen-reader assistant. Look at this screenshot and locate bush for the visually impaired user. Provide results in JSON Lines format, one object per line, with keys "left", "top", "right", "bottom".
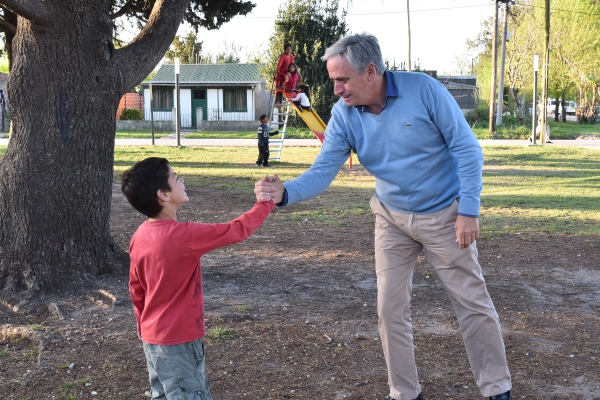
{"left": 120, "top": 108, "right": 143, "bottom": 120}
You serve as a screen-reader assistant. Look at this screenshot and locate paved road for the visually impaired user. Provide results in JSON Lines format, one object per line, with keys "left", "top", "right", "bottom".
{"left": 1, "top": 137, "right": 600, "bottom": 149}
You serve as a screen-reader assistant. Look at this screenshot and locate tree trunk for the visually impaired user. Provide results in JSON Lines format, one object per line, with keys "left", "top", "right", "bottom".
{"left": 0, "top": 0, "right": 188, "bottom": 297}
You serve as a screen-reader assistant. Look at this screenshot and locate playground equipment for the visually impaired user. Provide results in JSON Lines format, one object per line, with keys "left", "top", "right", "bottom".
{"left": 268, "top": 79, "right": 326, "bottom": 162}
{"left": 267, "top": 74, "right": 352, "bottom": 168}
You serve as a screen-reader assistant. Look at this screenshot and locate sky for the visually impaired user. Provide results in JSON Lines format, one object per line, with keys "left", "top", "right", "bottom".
{"left": 188, "top": 0, "right": 496, "bottom": 75}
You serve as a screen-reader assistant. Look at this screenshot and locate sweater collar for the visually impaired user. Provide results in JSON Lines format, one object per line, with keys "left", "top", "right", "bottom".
{"left": 355, "top": 70, "right": 398, "bottom": 113}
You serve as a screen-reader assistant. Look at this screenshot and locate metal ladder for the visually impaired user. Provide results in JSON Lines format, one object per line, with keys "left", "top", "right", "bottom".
{"left": 268, "top": 89, "right": 291, "bottom": 162}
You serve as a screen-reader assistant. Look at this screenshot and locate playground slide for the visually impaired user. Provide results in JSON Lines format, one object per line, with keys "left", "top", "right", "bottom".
{"left": 284, "top": 92, "right": 326, "bottom": 142}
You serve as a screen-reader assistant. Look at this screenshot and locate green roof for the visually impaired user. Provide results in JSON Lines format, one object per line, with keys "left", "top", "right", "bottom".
{"left": 149, "top": 63, "right": 263, "bottom": 85}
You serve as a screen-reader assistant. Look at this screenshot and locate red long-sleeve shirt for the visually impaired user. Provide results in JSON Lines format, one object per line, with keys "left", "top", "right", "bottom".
{"left": 128, "top": 200, "right": 275, "bottom": 345}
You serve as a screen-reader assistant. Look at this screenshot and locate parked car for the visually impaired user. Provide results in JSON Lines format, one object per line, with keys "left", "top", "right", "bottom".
{"left": 546, "top": 98, "right": 576, "bottom": 115}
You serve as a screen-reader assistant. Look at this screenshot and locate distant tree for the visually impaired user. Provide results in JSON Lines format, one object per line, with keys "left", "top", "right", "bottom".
{"left": 263, "top": 0, "right": 348, "bottom": 123}
{"left": 165, "top": 31, "right": 203, "bottom": 64}
{"left": 215, "top": 41, "right": 243, "bottom": 63}
{"left": 504, "top": 2, "right": 540, "bottom": 117}
{"left": 467, "top": 17, "right": 495, "bottom": 106}
{"left": 546, "top": 0, "right": 600, "bottom": 122}
{"left": 385, "top": 58, "right": 401, "bottom": 71}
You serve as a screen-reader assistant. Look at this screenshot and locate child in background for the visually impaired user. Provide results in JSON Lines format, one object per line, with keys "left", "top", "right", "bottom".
{"left": 121, "top": 157, "right": 278, "bottom": 400}
{"left": 284, "top": 62, "right": 302, "bottom": 93}
{"left": 276, "top": 43, "right": 294, "bottom": 89}
{"left": 289, "top": 84, "right": 311, "bottom": 112}
{"left": 256, "top": 114, "right": 279, "bottom": 167}
{"left": 275, "top": 43, "right": 294, "bottom": 105}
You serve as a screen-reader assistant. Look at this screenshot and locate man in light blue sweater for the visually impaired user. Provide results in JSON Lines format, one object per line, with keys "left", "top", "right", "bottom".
{"left": 273, "top": 33, "right": 512, "bottom": 400}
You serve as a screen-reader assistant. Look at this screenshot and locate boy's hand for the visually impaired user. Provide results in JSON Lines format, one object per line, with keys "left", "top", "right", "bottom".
{"left": 255, "top": 178, "right": 277, "bottom": 202}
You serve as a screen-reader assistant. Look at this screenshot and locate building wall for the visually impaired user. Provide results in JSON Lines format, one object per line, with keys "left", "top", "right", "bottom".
{"left": 116, "top": 92, "right": 143, "bottom": 120}
{"left": 141, "top": 83, "right": 270, "bottom": 128}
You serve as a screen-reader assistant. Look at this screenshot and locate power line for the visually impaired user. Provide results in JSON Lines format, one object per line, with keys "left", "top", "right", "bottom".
{"left": 347, "top": 4, "right": 491, "bottom": 16}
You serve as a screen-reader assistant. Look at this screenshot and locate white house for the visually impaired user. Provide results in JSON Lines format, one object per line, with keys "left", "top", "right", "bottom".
{"left": 140, "top": 63, "right": 270, "bottom": 130}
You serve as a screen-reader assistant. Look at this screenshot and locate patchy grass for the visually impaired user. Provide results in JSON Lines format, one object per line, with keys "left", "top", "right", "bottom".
{"left": 472, "top": 118, "right": 600, "bottom": 140}
{"left": 206, "top": 327, "right": 234, "bottom": 340}
{"left": 112, "top": 145, "right": 600, "bottom": 236}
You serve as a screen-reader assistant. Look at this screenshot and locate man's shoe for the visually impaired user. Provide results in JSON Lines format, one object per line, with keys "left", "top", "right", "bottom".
{"left": 489, "top": 390, "right": 511, "bottom": 400}
{"left": 385, "top": 394, "right": 422, "bottom": 400}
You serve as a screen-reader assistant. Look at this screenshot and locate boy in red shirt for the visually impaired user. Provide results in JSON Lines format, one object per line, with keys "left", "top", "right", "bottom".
{"left": 121, "top": 157, "right": 278, "bottom": 400}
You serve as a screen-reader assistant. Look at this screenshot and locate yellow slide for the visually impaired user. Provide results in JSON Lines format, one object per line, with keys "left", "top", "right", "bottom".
{"left": 284, "top": 92, "right": 326, "bottom": 142}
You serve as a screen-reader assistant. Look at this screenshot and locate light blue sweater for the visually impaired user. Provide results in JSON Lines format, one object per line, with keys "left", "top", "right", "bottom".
{"left": 283, "top": 71, "right": 483, "bottom": 217}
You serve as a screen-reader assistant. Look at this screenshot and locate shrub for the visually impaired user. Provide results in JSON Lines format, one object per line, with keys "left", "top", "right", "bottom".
{"left": 120, "top": 108, "right": 143, "bottom": 120}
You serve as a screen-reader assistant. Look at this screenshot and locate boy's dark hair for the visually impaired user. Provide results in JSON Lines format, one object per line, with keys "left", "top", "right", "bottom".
{"left": 121, "top": 157, "right": 171, "bottom": 218}
{"left": 259, "top": 114, "right": 268, "bottom": 122}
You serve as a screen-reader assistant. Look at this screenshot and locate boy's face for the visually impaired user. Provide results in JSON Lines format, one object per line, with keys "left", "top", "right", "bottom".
{"left": 164, "top": 166, "right": 188, "bottom": 207}
{"left": 261, "top": 117, "right": 269, "bottom": 124}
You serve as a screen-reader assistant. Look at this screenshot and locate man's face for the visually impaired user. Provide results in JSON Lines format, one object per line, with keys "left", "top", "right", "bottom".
{"left": 327, "top": 55, "right": 373, "bottom": 108}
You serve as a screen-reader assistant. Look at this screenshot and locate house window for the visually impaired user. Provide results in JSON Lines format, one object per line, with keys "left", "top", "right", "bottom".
{"left": 223, "top": 89, "right": 247, "bottom": 112}
{"left": 193, "top": 89, "right": 206, "bottom": 100}
{"left": 152, "top": 89, "right": 173, "bottom": 110}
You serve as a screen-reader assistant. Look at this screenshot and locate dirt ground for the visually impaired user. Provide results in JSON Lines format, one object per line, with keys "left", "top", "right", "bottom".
{"left": 1, "top": 171, "right": 599, "bottom": 400}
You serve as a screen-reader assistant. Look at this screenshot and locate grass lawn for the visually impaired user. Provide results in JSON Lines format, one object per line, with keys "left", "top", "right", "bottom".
{"left": 472, "top": 118, "right": 600, "bottom": 140}
{"left": 2, "top": 144, "right": 599, "bottom": 237}
{"left": 110, "top": 145, "right": 600, "bottom": 237}
{"left": 115, "top": 126, "right": 318, "bottom": 139}
{"left": 115, "top": 119, "right": 600, "bottom": 140}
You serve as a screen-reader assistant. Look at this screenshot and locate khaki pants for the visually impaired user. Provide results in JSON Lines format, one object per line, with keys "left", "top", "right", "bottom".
{"left": 370, "top": 196, "right": 511, "bottom": 399}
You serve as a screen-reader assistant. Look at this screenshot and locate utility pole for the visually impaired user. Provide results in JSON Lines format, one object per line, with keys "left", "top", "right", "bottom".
{"left": 406, "top": 0, "right": 412, "bottom": 71}
{"left": 531, "top": 54, "right": 539, "bottom": 145}
{"left": 540, "top": 0, "right": 550, "bottom": 145}
{"left": 489, "top": 0, "right": 499, "bottom": 133}
{"left": 496, "top": 2, "right": 509, "bottom": 126}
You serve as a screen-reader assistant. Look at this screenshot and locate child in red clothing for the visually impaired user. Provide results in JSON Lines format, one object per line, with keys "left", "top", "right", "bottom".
{"left": 121, "top": 157, "right": 278, "bottom": 400}
{"left": 276, "top": 43, "right": 294, "bottom": 89}
{"left": 284, "top": 62, "right": 302, "bottom": 92}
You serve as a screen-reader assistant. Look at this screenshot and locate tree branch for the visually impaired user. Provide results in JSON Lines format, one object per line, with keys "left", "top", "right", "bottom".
{"left": 0, "top": 0, "right": 50, "bottom": 23}
{"left": 113, "top": 0, "right": 191, "bottom": 91}
{"left": 109, "top": 0, "right": 146, "bottom": 20}
{"left": 0, "top": 14, "right": 17, "bottom": 33}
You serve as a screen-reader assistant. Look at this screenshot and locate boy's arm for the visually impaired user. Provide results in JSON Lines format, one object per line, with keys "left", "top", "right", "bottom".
{"left": 189, "top": 201, "right": 275, "bottom": 255}
{"left": 128, "top": 265, "right": 145, "bottom": 338}
{"left": 189, "top": 178, "right": 277, "bottom": 255}
{"left": 270, "top": 130, "right": 279, "bottom": 136}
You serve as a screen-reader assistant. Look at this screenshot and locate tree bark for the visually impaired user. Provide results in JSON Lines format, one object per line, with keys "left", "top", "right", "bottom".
{"left": 0, "top": 0, "right": 189, "bottom": 297}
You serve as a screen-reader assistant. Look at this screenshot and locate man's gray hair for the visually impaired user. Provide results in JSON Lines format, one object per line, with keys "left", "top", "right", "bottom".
{"left": 321, "top": 33, "right": 386, "bottom": 75}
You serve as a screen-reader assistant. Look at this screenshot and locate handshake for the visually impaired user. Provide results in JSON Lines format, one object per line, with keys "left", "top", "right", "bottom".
{"left": 254, "top": 174, "right": 284, "bottom": 204}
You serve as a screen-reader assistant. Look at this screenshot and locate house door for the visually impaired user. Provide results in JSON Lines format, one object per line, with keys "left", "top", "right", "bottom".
{"left": 191, "top": 89, "right": 207, "bottom": 128}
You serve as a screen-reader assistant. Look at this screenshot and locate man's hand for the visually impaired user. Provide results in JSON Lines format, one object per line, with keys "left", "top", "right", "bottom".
{"left": 270, "top": 174, "right": 285, "bottom": 204}
{"left": 455, "top": 215, "right": 479, "bottom": 249}
{"left": 254, "top": 178, "right": 277, "bottom": 202}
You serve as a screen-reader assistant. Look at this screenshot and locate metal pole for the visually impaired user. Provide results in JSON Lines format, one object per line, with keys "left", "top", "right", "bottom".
{"left": 175, "top": 58, "right": 181, "bottom": 147}
{"left": 489, "top": 0, "right": 499, "bottom": 133}
{"left": 540, "top": 0, "right": 550, "bottom": 145}
{"left": 406, "top": 0, "right": 412, "bottom": 71}
{"left": 149, "top": 83, "right": 155, "bottom": 145}
{"left": 496, "top": 3, "right": 509, "bottom": 126}
{"left": 531, "top": 55, "right": 539, "bottom": 146}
